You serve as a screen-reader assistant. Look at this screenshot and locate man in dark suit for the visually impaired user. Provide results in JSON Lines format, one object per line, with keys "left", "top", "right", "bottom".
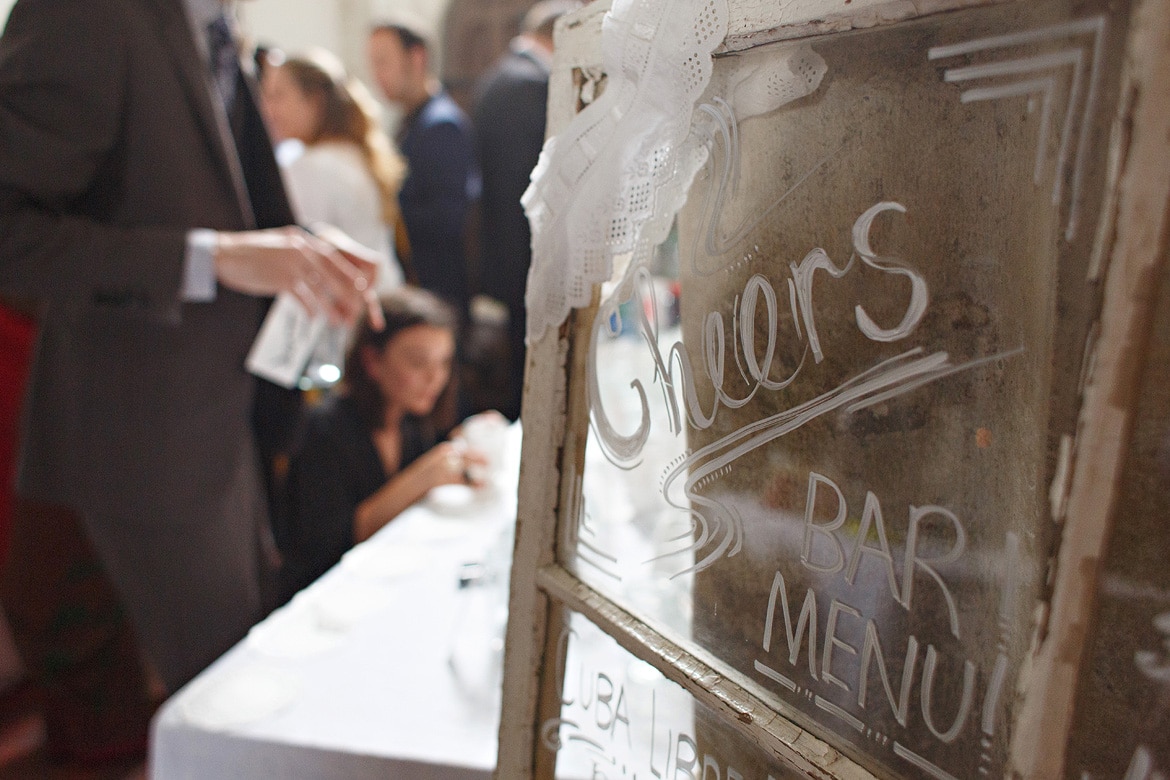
{"left": 368, "top": 15, "right": 479, "bottom": 321}
{"left": 472, "top": 0, "right": 578, "bottom": 421}
{"left": 0, "top": 0, "right": 380, "bottom": 762}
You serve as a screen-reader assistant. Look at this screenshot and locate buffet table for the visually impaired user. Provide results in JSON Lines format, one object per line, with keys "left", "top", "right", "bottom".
{"left": 149, "top": 425, "right": 520, "bottom": 779}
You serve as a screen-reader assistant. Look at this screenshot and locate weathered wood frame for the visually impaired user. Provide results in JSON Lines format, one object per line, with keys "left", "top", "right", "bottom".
{"left": 495, "top": 0, "right": 1170, "bottom": 777}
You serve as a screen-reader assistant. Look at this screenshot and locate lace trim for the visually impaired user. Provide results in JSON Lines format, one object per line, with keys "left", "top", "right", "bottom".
{"left": 522, "top": 0, "right": 827, "bottom": 344}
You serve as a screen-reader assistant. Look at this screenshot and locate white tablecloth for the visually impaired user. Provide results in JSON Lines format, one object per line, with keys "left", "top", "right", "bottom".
{"left": 150, "top": 432, "right": 520, "bottom": 780}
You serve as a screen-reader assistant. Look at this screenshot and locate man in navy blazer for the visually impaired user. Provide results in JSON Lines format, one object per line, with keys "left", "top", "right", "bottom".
{"left": 369, "top": 16, "right": 479, "bottom": 321}
{"left": 0, "top": 0, "right": 379, "bottom": 761}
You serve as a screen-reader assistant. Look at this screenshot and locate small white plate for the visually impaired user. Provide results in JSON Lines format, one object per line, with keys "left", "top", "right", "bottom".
{"left": 181, "top": 665, "right": 301, "bottom": 730}
{"left": 245, "top": 604, "right": 345, "bottom": 659}
{"left": 426, "top": 484, "right": 489, "bottom": 516}
{"left": 399, "top": 518, "right": 472, "bottom": 544}
{"left": 295, "top": 579, "right": 392, "bottom": 631}
{"left": 339, "top": 542, "right": 431, "bottom": 579}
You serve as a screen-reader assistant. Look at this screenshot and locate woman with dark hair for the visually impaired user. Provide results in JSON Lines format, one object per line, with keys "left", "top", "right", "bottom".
{"left": 276, "top": 287, "right": 490, "bottom": 602}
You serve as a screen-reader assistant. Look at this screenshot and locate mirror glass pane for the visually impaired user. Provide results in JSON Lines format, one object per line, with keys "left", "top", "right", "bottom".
{"left": 548, "top": 610, "right": 807, "bottom": 779}
{"left": 570, "top": 1, "right": 1129, "bottom": 776}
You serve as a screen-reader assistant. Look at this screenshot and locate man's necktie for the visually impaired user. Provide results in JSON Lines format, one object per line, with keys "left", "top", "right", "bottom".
{"left": 205, "top": 11, "right": 259, "bottom": 226}
{"left": 206, "top": 13, "right": 238, "bottom": 115}
{"left": 203, "top": 11, "right": 293, "bottom": 231}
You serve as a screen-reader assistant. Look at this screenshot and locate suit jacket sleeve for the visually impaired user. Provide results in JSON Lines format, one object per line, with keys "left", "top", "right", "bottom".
{"left": 0, "top": 0, "right": 188, "bottom": 321}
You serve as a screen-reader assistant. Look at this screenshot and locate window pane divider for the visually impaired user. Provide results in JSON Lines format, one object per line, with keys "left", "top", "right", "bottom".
{"left": 535, "top": 563, "right": 877, "bottom": 779}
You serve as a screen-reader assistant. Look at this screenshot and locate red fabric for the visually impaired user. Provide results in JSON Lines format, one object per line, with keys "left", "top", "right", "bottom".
{"left": 0, "top": 305, "right": 37, "bottom": 564}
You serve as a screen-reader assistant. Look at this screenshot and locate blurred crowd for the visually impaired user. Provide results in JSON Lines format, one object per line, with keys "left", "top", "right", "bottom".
{"left": 0, "top": 0, "right": 578, "bottom": 771}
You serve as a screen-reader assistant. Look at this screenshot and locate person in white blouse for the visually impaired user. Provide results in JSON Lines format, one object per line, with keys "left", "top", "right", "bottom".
{"left": 261, "top": 47, "right": 405, "bottom": 291}
{"left": 261, "top": 47, "right": 407, "bottom": 383}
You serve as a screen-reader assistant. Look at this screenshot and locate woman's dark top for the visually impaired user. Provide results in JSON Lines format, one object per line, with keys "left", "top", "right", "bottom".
{"left": 275, "top": 394, "right": 436, "bottom": 604}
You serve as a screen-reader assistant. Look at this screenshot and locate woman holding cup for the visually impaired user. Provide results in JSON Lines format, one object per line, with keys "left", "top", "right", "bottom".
{"left": 275, "top": 287, "right": 501, "bottom": 603}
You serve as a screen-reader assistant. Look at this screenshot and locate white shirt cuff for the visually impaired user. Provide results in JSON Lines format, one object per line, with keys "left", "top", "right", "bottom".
{"left": 183, "top": 228, "right": 218, "bottom": 302}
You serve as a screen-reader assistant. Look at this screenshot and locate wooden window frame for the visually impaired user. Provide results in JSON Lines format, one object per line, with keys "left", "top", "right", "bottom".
{"left": 495, "top": 1, "right": 1170, "bottom": 776}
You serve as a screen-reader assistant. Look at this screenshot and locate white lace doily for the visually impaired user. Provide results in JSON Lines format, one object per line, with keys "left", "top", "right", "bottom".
{"left": 522, "top": 0, "right": 828, "bottom": 344}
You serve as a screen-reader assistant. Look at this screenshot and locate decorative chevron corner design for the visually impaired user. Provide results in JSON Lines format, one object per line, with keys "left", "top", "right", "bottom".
{"left": 929, "top": 16, "right": 1108, "bottom": 242}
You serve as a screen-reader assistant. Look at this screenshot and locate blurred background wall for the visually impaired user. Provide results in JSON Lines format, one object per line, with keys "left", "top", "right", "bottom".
{"left": 0, "top": 0, "right": 540, "bottom": 123}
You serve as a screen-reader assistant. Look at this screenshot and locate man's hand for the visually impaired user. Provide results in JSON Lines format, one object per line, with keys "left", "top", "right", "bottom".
{"left": 213, "top": 226, "right": 383, "bottom": 329}
{"left": 306, "top": 223, "right": 387, "bottom": 330}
